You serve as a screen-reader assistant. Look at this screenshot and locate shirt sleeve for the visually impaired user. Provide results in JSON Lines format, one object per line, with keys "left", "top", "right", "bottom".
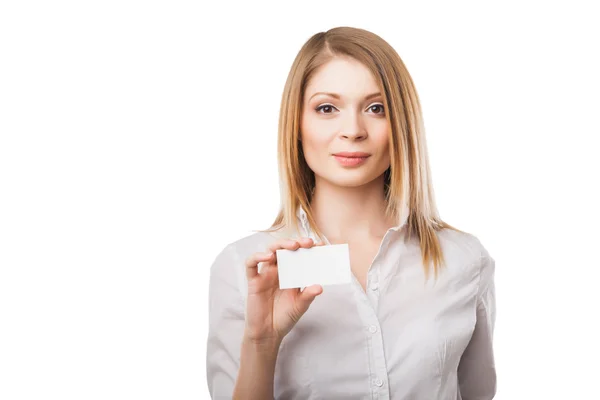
{"left": 206, "top": 244, "right": 246, "bottom": 399}
{"left": 457, "top": 246, "right": 497, "bottom": 400}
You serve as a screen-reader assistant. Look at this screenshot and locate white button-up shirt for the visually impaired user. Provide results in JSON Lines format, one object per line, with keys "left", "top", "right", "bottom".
{"left": 207, "top": 206, "right": 497, "bottom": 399}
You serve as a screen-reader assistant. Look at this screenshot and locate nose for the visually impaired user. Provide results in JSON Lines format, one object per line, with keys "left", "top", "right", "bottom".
{"left": 339, "top": 111, "right": 367, "bottom": 140}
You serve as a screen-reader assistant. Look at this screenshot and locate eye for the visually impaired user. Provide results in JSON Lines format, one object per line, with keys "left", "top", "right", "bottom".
{"left": 367, "top": 103, "right": 385, "bottom": 115}
{"left": 315, "top": 104, "right": 337, "bottom": 114}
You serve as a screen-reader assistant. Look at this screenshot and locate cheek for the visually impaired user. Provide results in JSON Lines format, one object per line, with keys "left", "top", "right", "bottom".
{"left": 368, "top": 123, "right": 390, "bottom": 152}
{"left": 302, "top": 114, "right": 332, "bottom": 137}
{"left": 301, "top": 117, "right": 333, "bottom": 153}
{"left": 366, "top": 119, "right": 390, "bottom": 137}
{"left": 301, "top": 135, "right": 330, "bottom": 167}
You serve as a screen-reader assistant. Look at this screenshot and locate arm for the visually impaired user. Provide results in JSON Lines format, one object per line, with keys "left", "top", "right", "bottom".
{"left": 458, "top": 247, "right": 497, "bottom": 400}
{"left": 206, "top": 244, "right": 281, "bottom": 400}
{"left": 206, "top": 244, "right": 245, "bottom": 398}
{"left": 233, "top": 337, "right": 280, "bottom": 400}
{"left": 207, "top": 238, "right": 323, "bottom": 399}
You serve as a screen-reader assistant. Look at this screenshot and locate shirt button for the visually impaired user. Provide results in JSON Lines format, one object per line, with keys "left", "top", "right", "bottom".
{"left": 374, "top": 378, "right": 384, "bottom": 387}
{"left": 370, "top": 282, "right": 379, "bottom": 291}
{"left": 368, "top": 325, "right": 378, "bottom": 334}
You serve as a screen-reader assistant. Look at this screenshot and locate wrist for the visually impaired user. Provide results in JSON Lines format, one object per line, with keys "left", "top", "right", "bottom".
{"left": 242, "top": 333, "right": 282, "bottom": 353}
{"left": 234, "top": 336, "right": 279, "bottom": 400}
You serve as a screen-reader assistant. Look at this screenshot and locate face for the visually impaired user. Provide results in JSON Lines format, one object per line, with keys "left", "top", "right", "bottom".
{"left": 300, "top": 56, "right": 391, "bottom": 189}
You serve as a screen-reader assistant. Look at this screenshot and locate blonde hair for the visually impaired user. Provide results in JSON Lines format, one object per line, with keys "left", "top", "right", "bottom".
{"left": 258, "top": 26, "right": 464, "bottom": 279}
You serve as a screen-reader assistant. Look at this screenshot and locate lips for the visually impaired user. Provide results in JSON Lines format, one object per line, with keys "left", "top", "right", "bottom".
{"left": 332, "top": 152, "right": 371, "bottom": 158}
{"left": 333, "top": 153, "right": 370, "bottom": 167}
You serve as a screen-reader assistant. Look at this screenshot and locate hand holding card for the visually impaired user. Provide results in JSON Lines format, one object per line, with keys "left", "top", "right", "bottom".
{"left": 276, "top": 243, "right": 352, "bottom": 289}
{"left": 242, "top": 237, "right": 325, "bottom": 344}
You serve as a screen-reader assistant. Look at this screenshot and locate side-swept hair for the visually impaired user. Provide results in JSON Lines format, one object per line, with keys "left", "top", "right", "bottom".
{"left": 259, "top": 26, "right": 464, "bottom": 279}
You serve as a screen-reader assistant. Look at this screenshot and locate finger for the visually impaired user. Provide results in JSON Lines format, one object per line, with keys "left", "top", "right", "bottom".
{"left": 266, "top": 238, "right": 302, "bottom": 254}
{"left": 296, "top": 237, "right": 315, "bottom": 248}
{"left": 267, "top": 238, "right": 317, "bottom": 266}
{"left": 300, "top": 284, "right": 324, "bottom": 297}
{"left": 244, "top": 251, "right": 274, "bottom": 279}
{"left": 293, "top": 284, "right": 324, "bottom": 316}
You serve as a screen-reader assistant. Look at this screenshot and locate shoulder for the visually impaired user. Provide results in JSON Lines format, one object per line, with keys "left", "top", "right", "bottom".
{"left": 436, "top": 228, "right": 491, "bottom": 265}
{"left": 211, "top": 230, "right": 282, "bottom": 273}
{"left": 226, "top": 230, "right": 282, "bottom": 259}
{"left": 438, "top": 228, "right": 495, "bottom": 292}
{"left": 209, "top": 231, "right": 281, "bottom": 297}
{"left": 434, "top": 228, "right": 495, "bottom": 287}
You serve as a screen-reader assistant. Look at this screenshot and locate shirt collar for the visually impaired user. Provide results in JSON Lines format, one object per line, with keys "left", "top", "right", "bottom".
{"left": 296, "top": 200, "right": 410, "bottom": 244}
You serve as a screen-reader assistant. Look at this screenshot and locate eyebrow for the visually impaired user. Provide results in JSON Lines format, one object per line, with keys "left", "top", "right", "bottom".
{"left": 308, "top": 92, "right": 382, "bottom": 101}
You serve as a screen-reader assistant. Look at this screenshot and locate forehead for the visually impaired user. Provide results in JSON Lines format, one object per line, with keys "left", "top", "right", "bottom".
{"left": 305, "top": 57, "right": 380, "bottom": 98}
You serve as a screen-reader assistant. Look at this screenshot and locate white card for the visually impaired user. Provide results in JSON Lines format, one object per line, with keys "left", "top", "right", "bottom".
{"left": 276, "top": 243, "right": 351, "bottom": 289}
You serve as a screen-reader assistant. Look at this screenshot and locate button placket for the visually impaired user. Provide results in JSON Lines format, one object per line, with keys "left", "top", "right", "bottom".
{"left": 367, "top": 266, "right": 381, "bottom": 310}
{"left": 365, "top": 236, "right": 391, "bottom": 398}
{"left": 347, "top": 231, "right": 393, "bottom": 399}
{"left": 368, "top": 324, "right": 390, "bottom": 399}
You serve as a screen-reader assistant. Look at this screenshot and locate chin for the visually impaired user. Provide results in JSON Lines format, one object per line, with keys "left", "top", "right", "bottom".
{"left": 326, "top": 174, "right": 376, "bottom": 188}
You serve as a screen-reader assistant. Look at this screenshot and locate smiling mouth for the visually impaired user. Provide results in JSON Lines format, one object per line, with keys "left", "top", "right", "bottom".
{"left": 332, "top": 154, "right": 370, "bottom": 166}
{"left": 332, "top": 152, "right": 371, "bottom": 158}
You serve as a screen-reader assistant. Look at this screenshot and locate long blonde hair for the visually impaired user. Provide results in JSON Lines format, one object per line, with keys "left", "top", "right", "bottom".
{"left": 259, "top": 26, "right": 464, "bottom": 279}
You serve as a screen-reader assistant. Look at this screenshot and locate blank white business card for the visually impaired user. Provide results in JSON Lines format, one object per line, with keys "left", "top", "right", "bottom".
{"left": 276, "top": 243, "right": 352, "bottom": 289}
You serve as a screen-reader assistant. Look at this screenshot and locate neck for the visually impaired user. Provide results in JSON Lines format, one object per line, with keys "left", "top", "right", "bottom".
{"left": 310, "top": 174, "right": 396, "bottom": 244}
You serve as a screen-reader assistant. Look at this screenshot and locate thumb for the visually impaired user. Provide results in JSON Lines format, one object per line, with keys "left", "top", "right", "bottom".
{"left": 294, "top": 284, "right": 323, "bottom": 314}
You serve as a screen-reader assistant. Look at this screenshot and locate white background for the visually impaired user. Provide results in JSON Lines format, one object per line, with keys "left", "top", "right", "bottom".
{"left": 1, "top": 1, "right": 599, "bottom": 399}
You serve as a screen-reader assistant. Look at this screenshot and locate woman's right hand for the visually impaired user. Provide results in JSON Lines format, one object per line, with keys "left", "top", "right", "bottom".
{"left": 243, "top": 237, "right": 324, "bottom": 346}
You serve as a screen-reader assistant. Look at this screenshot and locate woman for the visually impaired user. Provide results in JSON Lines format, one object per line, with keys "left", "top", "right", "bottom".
{"left": 207, "top": 26, "right": 496, "bottom": 400}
